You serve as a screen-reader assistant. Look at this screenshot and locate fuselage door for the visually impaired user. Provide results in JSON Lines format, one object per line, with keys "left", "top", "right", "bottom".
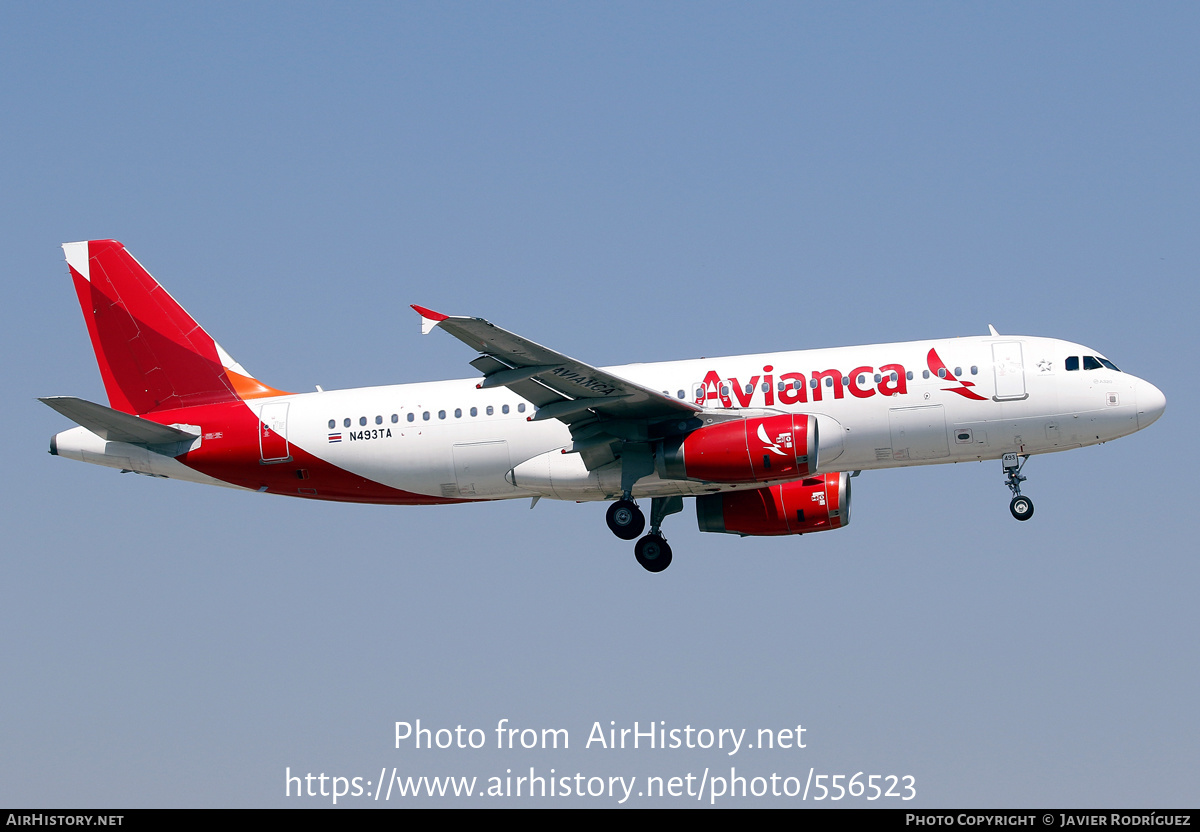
{"left": 258, "top": 402, "right": 291, "bottom": 463}
{"left": 992, "top": 341, "right": 1028, "bottom": 401}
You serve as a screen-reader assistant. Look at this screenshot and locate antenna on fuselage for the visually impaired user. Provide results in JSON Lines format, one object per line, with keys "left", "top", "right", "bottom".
{"left": 988, "top": 324, "right": 1000, "bottom": 336}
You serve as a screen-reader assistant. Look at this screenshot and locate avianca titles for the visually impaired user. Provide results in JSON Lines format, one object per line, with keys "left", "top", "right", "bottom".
{"left": 43, "top": 240, "right": 1166, "bottom": 572}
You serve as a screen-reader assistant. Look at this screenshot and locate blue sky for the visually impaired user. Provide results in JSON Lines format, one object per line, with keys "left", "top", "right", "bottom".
{"left": 2, "top": 3, "right": 1196, "bottom": 807}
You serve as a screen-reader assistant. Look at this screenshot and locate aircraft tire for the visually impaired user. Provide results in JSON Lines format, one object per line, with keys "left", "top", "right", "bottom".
{"left": 1009, "top": 495, "right": 1034, "bottom": 521}
{"left": 606, "top": 499, "right": 645, "bottom": 540}
{"left": 635, "top": 534, "right": 672, "bottom": 573}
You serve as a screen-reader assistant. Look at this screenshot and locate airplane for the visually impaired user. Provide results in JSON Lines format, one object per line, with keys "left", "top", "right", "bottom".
{"left": 42, "top": 240, "right": 1166, "bottom": 572}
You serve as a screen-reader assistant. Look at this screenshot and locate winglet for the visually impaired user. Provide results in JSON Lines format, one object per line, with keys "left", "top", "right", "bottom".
{"left": 411, "top": 304, "right": 448, "bottom": 335}
{"left": 988, "top": 324, "right": 1000, "bottom": 336}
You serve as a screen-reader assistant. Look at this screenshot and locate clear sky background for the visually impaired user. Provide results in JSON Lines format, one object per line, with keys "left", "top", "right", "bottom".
{"left": 2, "top": 2, "right": 1196, "bottom": 808}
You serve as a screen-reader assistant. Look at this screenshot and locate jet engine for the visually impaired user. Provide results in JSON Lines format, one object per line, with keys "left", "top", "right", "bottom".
{"left": 656, "top": 413, "right": 819, "bottom": 484}
{"left": 695, "top": 472, "right": 851, "bottom": 536}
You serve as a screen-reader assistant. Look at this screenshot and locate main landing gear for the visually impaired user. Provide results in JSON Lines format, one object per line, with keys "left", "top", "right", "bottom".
{"left": 1003, "top": 453, "right": 1034, "bottom": 521}
{"left": 605, "top": 498, "right": 645, "bottom": 540}
{"left": 635, "top": 534, "right": 671, "bottom": 573}
{"left": 607, "top": 494, "right": 683, "bottom": 572}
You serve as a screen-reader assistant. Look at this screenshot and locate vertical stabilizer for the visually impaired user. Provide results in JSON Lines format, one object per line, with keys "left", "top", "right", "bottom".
{"left": 62, "top": 240, "right": 287, "bottom": 415}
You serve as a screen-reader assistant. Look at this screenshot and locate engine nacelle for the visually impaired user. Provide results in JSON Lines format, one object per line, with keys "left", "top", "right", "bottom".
{"left": 657, "top": 413, "right": 818, "bottom": 484}
{"left": 695, "top": 472, "right": 852, "bottom": 536}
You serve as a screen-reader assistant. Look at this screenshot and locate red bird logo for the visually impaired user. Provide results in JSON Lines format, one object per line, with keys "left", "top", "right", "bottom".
{"left": 927, "top": 348, "right": 988, "bottom": 401}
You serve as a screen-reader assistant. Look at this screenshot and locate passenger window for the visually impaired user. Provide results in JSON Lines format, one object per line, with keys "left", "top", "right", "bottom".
{"left": 487, "top": 406, "right": 494, "bottom": 416}
{"left": 344, "top": 418, "right": 351, "bottom": 428}
{"left": 873, "top": 374, "right": 881, "bottom": 383}
{"left": 518, "top": 403, "right": 526, "bottom": 413}
{"left": 438, "top": 410, "right": 446, "bottom": 419}
{"left": 422, "top": 411, "right": 430, "bottom": 421}
{"left": 407, "top": 413, "right": 415, "bottom": 422}
{"left": 470, "top": 407, "right": 478, "bottom": 416}
{"left": 954, "top": 367, "right": 961, "bottom": 376}
{"left": 328, "top": 420, "right": 335, "bottom": 430}
{"left": 677, "top": 390, "right": 685, "bottom": 399}
{"left": 391, "top": 414, "right": 398, "bottom": 423}
{"left": 375, "top": 415, "right": 382, "bottom": 425}
{"left": 922, "top": 370, "right": 930, "bottom": 379}
{"left": 937, "top": 368, "right": 947, "bottom": 379}
{"left": 810, "top": 379, "right": 818, "bottom": 389}
{"left": 359, "top": 416, "right": 367, "bottom": 426}
{"left": 906, "top": 371, "right": 914, "bottom": 380}
{"left": 970, "top": 366, "right": 977, "bottom": 375}
{"left": 502, "top": 404, "right": 510, "bottom": 414}
{"left": 1065, "top": 356, "right": 1079, "bottom": 371}
{"left": 858, "top": 374, "right": 866, "bottom": 385}
{"left": 454, "top": 408, "right": 462, "bottom": 418}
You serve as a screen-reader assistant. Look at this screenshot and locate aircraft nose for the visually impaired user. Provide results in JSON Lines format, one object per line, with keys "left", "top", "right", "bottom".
{"left": 1135, "top": 379, "right": 1166, "bottom": 429}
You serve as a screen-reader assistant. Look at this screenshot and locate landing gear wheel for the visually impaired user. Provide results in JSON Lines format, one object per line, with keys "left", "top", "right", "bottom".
{"left": 1009, "top": 495, "right": 1034, "bottom": 521}
{"left": 1002, "top": 454, "right": 1034, "bottom": 522}
{"left": 606, "top": 499, "right": 645, "bottom": 540}
{"left": 635, "top": 534, "right": 673, "bottom": 573}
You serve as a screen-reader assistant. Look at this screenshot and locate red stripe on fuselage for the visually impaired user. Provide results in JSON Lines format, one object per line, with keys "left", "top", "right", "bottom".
{"left": 145, "top": 400, "right": 473, "bottom": 506}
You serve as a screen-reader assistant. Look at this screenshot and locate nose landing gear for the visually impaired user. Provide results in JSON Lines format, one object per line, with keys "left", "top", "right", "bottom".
{"left": 1003, "top": 453, "right": 1034, "bottom": 521}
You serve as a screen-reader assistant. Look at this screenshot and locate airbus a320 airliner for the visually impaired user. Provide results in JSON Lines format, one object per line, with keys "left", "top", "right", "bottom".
{"left": 44, "top": 240, "right": 1166, "bottom": 572}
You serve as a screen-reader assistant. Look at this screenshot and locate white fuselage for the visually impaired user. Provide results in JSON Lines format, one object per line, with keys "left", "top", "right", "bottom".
{"left": 60, "top": 334, "right": 1159, "bottom": 503}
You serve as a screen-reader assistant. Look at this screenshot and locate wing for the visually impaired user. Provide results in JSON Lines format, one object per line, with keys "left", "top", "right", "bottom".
{"left": 412, "top": 306, "right": 705, "bottom": 473}
{"left": 412, "top": 306, "right": 701, "bottom": 425}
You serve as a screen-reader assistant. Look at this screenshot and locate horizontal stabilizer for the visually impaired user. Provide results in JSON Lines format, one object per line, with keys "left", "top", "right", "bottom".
{"left": 40, "top": 396, "right": 199, "bottom": 451}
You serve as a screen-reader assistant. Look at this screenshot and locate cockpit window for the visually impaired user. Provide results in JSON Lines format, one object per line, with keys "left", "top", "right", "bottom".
{"left": 1072, "top": 355, "right": 1121, "bottom": 372}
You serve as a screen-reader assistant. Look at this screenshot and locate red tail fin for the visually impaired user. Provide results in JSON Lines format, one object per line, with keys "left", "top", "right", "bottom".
{"left": 62, "top": 240, "right": 287, "bottom": 415}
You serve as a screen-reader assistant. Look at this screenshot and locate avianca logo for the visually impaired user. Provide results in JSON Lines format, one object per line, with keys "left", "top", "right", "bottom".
{"left": 926, "top": 348, "right": 987, "bottom": 401}
{"left": 696, "top": 349, "right": 990, "bottom": 408}
{"left": 757, "top": 423, "right": 793, "bottom": 456}
{"left": 698, "top": 363, "right": 908, "bottom": 408}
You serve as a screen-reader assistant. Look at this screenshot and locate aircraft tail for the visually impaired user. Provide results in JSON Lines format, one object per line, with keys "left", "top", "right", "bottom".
{"left": 61, "top": 240, "right": 287, "bottom": 415}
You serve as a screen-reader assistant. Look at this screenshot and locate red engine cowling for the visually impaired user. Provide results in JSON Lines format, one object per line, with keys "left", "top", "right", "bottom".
{"left": 695, "top": 472, "right": 851, "bottom": 536}
{"left": 657, "top": 413, "right": 818, "bottom": 483}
